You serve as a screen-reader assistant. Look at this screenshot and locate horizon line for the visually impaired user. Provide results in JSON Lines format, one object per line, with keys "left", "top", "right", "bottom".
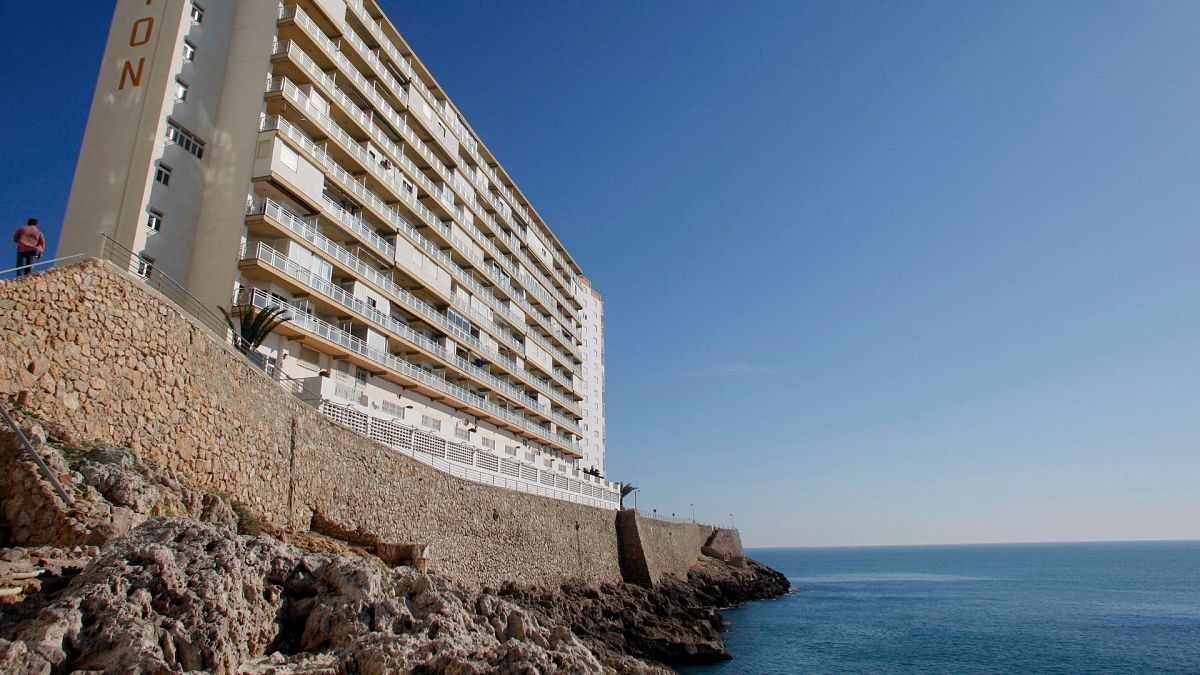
{"left": 748, "top": 537, "right": 1200, "bottom": 550}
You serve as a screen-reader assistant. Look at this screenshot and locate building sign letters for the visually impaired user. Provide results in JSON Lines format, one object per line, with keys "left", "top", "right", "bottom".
{"left": 119, "top": 1, "right": 157, "bottom": 90}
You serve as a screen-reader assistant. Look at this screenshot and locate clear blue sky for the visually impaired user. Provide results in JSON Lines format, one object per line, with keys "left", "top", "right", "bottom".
{"left": 2, "top": 2, "right": 1197, "bottom": 547}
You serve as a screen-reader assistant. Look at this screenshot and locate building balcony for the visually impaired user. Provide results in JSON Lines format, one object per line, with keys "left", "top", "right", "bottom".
{"left": 237, "top": 285, "right": 581, "bottom": 455}
{"left": 238, "top": 244, "right": 581, "bottom": 434}
{"left": 258, "top": 109, "right": 583, "bottom": 371}
{"left": 253, "top": 119, "right": 581, "bottom": 389}
{"left": 242, "top": 203, "right": 584, "bottom": 417}
{"left": 273, "top": 14, "right": 583, "bottom": 330}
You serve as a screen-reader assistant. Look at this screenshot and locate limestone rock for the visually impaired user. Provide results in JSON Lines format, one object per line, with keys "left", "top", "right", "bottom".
{"left": 200, "top": 493, "right": 239, "bottom": 532}
{"left": 0, "top": 638, "right": 51, "bottom": 674}
{"left": 77, "top": 451, "right": 159, "bottom": 514}
{"left": 501, "top": 555, "right": 790, "bottom": 671}
{"left": 0, "top": 519, "right": 608, "bottom": 673}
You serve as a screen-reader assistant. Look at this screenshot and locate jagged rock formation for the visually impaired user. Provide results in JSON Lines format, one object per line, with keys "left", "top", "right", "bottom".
{"left": 500, "top": 556, "right": 790, "bottom": 669}
{"left": 0, "top": 519, "right": 606, "bottom": 674}
{"left": 0, "top": 412, "right": 788, "bottom": 673}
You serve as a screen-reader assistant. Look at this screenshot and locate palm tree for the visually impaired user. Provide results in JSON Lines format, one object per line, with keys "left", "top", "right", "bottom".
{"left": 619, "top": 483, "right": 638, "bottom": 510}
{"left": 221, "top": 303, "right": 291, "bottom": 353}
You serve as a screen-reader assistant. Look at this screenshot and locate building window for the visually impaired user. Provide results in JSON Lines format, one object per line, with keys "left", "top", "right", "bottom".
{"left": 421, "top": 414, "right": 441, "bottom": 431}
{"left": 366, "top": 297, "right": 377, "bottom": 309}
{"left": 446, "top": 309, "right": 480, "bottom": 340}
{"left": 279, "top": 144, "right": 300, "bottom": 171}
{"left": 190, "top": 3, "right": 204, "bottom": 24}
{"left": 437, "top": 121, "right": 447, "bottom": 138}
{"left": 174, "top": 79, "right": 188, "bottom": 102}
{"left": 455, "top": 426, "right": 470, "bottom": 440}
{"left": 354, "top": 367, "right": 368, "bottom": 388}
{"left": 136, "top": 255, "right": 155, "bottom": 279}
{"left": 182, "top": 40, "right": 196, "bottom": 62}
{"left": 146, "top": 209, "right": 163, "bottom": 232}
{"left": 165, "top": 118, "right": 205, "bottom": 159}
{"left": 297, "top": 346, "right": 321, "bottom": 370}
{"left": 154, "top": 163, "right": 172, "bottom": 186}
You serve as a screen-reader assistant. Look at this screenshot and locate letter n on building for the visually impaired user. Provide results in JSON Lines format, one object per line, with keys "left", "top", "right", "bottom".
{"left": 119, "top": 58, "right": 145, "bottom": 90}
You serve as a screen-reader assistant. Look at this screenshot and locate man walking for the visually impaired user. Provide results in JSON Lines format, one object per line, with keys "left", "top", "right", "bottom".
{"left": 12, "top": 218, "right": 45, "bottom": 276}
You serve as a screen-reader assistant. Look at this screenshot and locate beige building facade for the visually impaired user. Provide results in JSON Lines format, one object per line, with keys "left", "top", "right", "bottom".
{"left": 61, "top": 0, "right": 609, "bottom": 486}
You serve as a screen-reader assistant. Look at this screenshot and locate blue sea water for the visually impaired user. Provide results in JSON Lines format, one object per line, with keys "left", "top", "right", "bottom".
{"left": 683, "top": 541, "right": 1200, "bottom": 674}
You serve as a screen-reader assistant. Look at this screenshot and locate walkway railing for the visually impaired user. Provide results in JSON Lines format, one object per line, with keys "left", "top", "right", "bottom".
{"left": 94, "top": 235, "right": 258, "bottom": 354}
{"left": 0, "top": 253, "right": 89, "bottom": 278}
{"left": 0, "top": 402, "right": 74, "bottom": 506}
{"left": 629, "top": 509, "right": 723, "bottom": 530}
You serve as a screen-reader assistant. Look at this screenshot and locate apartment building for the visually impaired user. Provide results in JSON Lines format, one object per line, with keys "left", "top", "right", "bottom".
{"left": 59, "top": 0, "right": 611, "bottom": 502}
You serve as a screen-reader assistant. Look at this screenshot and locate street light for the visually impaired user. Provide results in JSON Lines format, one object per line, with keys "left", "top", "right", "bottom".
{"left": 730, "top": 513, "right": 735, "bottom": 528}
{"left": 690, "top": 503, "right": 695, "bottom": 523}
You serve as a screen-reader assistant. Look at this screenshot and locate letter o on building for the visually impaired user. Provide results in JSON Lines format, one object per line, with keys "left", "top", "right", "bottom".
{"left": 129, "top": 17, "right": 154, "bottom": 47}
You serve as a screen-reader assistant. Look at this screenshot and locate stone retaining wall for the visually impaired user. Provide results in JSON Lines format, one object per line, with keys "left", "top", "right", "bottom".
{"left": 615, "top": 511, "right": 744, "bottom": 586}
{"left": 0, "top": 260, "right": 701, "bottom": 586}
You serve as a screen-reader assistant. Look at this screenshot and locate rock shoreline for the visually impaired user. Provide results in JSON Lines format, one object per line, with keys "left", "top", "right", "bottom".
{"left": 0, "top": 417, "right": 788, "bottom": 673}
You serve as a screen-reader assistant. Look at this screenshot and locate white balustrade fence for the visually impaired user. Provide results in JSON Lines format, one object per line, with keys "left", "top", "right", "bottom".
{"left": 315, "top": 400, "right": 621, "bottom": 509}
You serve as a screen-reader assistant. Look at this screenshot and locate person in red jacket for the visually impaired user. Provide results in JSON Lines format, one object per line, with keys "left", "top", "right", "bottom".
{"left": 12, "top": 218, "right": 45, "bottom": 276}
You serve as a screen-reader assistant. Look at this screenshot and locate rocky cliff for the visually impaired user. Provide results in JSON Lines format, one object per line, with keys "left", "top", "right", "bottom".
{"left": 0, "top": 413, "right": 788, "bottom": 673}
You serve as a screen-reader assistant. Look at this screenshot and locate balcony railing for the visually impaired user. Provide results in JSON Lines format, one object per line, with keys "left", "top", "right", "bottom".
{"left": 266, "top": 42, "right": 580, "bottom": 355}
{"left": 259, "top": 108, "right": 582, "bottom": 370}
{"left": 247, "top": 199, "right": 580, "bottom": 408}
{"left": 238, "top": 286, "right": 580, "bottom": 454}
{"left": 276, "top": 14, "right": 583, "bottom": 332}
{"left": 241, "top": 238, "right": 582, "bottom": 430}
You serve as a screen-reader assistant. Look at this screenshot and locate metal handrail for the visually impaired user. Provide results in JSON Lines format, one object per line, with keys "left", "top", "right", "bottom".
{"left": 630, "top": 509, "right": 722, "bottom": 530}
{"left": 93, "top": 234, "right": 274, "bottom": 359}
{"left": 0, "top": 253, "right": 88, "bottom": 278}
{"left": 0, "top": 402, "right": 73, "bottom": 505}
{"left": 275, "top": 371, "right": 323, "bottom": 406}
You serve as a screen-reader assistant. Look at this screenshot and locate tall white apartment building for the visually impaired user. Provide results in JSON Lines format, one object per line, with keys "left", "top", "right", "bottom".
{"left": 60, "top": 0, "right": 608, "bottom": 483}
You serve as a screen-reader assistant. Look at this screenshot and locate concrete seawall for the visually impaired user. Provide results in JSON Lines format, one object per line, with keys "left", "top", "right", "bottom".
{"left": 0, "top": 260, "right": 743, "bottom": 587}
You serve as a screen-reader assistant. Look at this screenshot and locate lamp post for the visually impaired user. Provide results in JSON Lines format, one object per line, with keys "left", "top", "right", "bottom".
{"left": 633, "top": 488, "right": 639, "bottom": 510}
{"left": 730, "top": 513, "right": 735, "bottom": 528}
{"left": 690, "top": 503, "right": 695, "bottom": 523}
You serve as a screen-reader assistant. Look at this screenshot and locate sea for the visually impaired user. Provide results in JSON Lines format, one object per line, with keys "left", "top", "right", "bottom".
{"left": 682, "top": 541, "right": 1200, "bottom": 674}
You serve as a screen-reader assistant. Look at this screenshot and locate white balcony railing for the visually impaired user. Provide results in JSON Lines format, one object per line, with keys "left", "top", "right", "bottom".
{"left": 240, "top": 235, "right": 582, "bottom": 427}
{"left": 275, "top": 14, "right": 582, "bottom": 333}
{"left": 238, "top": 286, "right": 581, "bottom": 453}
{"left": 316, "top": 399, "right": 618, "bottom": 508}
{"left": 258, "top": 107, "right": 581, "bottom": 371}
